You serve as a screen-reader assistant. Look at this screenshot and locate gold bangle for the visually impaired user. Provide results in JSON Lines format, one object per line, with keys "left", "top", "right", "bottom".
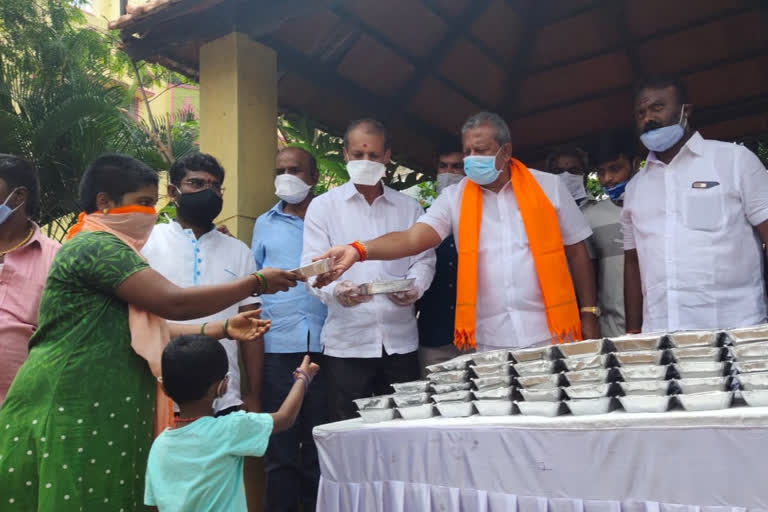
{"left": 223, "top": 318, "right": 230, "bottom": 339}
{"left": 200, "top": 322, "right": 207, "bottom": 335}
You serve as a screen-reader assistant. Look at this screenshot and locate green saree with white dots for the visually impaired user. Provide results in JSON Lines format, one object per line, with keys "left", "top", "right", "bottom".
{"left": 0, "top": 231, "right": 155, "bottom": 511}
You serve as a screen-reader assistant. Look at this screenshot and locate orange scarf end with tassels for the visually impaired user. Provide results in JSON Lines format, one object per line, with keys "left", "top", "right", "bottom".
{"left": 453, "top": 158, "right": 582, "bottom": 350}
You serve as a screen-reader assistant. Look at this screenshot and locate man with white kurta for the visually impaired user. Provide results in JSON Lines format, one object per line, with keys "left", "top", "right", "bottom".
{"left": 301, "top": 118, "right": 436, "bottom": 421}
{"left": 623, "top": 75, "right": 768, "bottom": 333}
{"left": 315, "top": 112, "right": 600, "bottom": 353}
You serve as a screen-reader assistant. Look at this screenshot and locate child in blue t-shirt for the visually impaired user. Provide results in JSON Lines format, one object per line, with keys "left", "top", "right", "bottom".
{"left": 144, "top": 334, "right": 319, "bottom": 512}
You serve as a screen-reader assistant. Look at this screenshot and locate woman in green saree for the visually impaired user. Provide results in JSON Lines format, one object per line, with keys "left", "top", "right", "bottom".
{"left": 0, "top": 154, "right": 300, "bottom": 511}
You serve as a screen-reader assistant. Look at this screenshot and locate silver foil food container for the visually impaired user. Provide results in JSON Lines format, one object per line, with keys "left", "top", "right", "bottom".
{"left": 358, "top": 408, "right": 397, "bottom": 423}
{"left": 391, "top": 380, "right": 431, "bottom": 394}
{"left": 519, "top": 387, "right": 563, "bottom": 402}
{"left": 667, "top": 330, "right": 720, "bottom": 348}
{"left": 673, "top": 361, "right": 726, "bottom": 379}
{"left": 619, "top": 395, "right": 670, "bottom": 413}
{"left": 517, "top": 373, "right": 562, "bottom": 388}
{"left": 392, "top": 392, "right": 431, "bottom": 408}
{"left": 435, "top": 400, "right": 475, "bottom": 418}
{"left": 560, "top": 354, "right": 603, "bottom": 372}
{"left": 353, "top": 395, "right": 394, "bottom": 410}
{"left": 556, "top": 339, "right": 604, "bottom": 358}
{"left": 678, "top": 390, "right": 733, "bottom": 411}
{"left": 425, "top": 354, "right": 473, "bottom": 373}
{"left": 619, "top": 380, "right": 670, "bottom": 396}
{"left": 472, "top": 386, "right": 516, "bottom": 400}
{"left": 736, "top": 372, "right": 768, "bottom": 390}
{"left": 471, "top": 375, "right": 515, "bottom": 390}
{"left": 564, "top": 383, "right": 613, "bottom": 399}
{"left": 566, "top": 397, "right": 613, "bottom": 416}
{"left": 606, "top": 350, "right": 665, "bottom": 366}
{"left": 732, "top": 341, "right": 768, "bottom": 361}
{"left": 291, "top": 258, "right": 332, "bottom": 278}
{"left": 734, "top": 360, "right": 768, "bottom": 373}
{"left": 510, "top": 345, "right": 551, "bottom": 363}
{"left": 427, "top": 370, "right": 469, "bottom": 384}
{"left": 473, "top": 399, "right": 515, "bottom": 416}
{"left": 471, "top": 349, "right": 511, "bottom": 366}
{"left": 672, "top": 376, "right": 728, "bottom": 394}
{"left": 396, "top": 403, "right": 435, "bottom": 420}
{"left": 609, "top": 334, "right": 663, "bottom": 352}
{"left": 358, "top": 278, "right": 415, "bottom": 295}
{"left": 741, "top": 389, "right": 768, "bottom": 407}
{"left": 431, "top": 382, "right": 472, "bottom": 394}
{"left": 471, "top": 361, "right": 513, "bottom": 379}
{"left": 724, "top": 325, "right": 768, "bottom": 345}
{"left": 431, "top": 390, "right": 472, "bottom": 403}
{"left": 514, "top": 360, "right": 556, "bottom": 376}
{"left": 669, "top": 346, "right": 724, "bottom": 362}
{"left": 563, "top": 368, "right": 612, "bottom": 385}
{"left": 616, "top": 364, "right": 670, "bottom": 381}
{"left": 515, "top": 400, "right": 563, "bottom": 417}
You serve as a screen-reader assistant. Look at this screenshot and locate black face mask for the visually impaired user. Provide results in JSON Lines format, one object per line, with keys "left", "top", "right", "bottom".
{"left": 174, "top": 188, "right": 223, "bottom": 227}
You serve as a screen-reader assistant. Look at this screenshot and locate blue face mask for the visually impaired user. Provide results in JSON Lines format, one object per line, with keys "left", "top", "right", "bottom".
{"left": 603, "top": 181, "right": 628, "bottom": 201}
{"left": 639, "top": 106, "right": 687, "bottom": 152}
{"left": 464, "top": 149, "right": 502, "bottom": 186}
{"left": 0, "top": 187, "right": 23, "bottom": 226}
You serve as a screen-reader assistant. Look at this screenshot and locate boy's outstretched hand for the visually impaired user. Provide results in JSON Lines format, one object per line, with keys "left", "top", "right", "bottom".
{"left": 298, "top": 355, "right": 320, "bottom": 380}
{"left": 226, "top": 309, "right": 271, "bottom": 341}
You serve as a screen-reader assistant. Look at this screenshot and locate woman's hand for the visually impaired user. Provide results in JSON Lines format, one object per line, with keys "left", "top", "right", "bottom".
{"left": 226, "top": 309, "right": 271, "bottom": 341}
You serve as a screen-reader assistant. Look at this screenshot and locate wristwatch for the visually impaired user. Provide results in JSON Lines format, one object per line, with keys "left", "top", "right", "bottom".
{"left": 580, "top": 306, "right": 602, "bottom": 317}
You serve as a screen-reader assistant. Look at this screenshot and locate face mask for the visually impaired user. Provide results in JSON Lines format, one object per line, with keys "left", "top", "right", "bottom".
{"left": 436, "top": 173, "right": 463, "bottom": 195}
{"left": 347, "top": 160, "right": 387, "bottom": 186}
{"left": 0, "top": 187, "right": 24, "bottom": 225}
{"left": 640, "top": 106, "right": 687, "bottom": 152}
{"left": 560, "top": 173, "right": 587, "bottom": 201}
{"left": 94, "top": 207, "right": 158, "bottom": 251}
{"left": 274, "top": 174, "right": 312, "bottom": 204}
{"left": 603, "top": 181, "right": 628, "bottom": 201}
{"left": 464, "top": 148, "right": 502, "bottom": 186}
{"left": 174, "top": 187, "right": 223, "bottom": 227}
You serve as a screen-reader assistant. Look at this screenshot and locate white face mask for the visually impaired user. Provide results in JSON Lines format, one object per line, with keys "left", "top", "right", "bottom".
{"left": 560, "top": 173, "right": 587, "bottom": 201}
{"left": 274, "top": 174, "right": 312, "bottom": 204}
{"left": 346, "top": 160, "right": 386, "bottom": 186}
{"left": 436, "top": 173, "right": 463, "bottom": 195}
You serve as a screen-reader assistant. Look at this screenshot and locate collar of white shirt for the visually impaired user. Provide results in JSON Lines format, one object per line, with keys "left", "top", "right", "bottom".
{"left": 340, "top": 180, "right": 397, "bottom": 204}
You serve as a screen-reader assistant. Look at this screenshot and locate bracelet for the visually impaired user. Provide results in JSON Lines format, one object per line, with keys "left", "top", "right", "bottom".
{"left": 349, "top": 240, "right": 368, "bottom": 262}
{"left": 223, "top": 318, "right": 230, "bottom": 339}
{"left": 292, "top": 371, "right": 309, "bottom": 392}
{"left": 200, "top": 322, "right": 208, "bottom": 335}
{"left": 257, "top": 272, "right": 268, "bottom": 294}
{"left": 250, "top": 272, "right": 264, "bottom": 296}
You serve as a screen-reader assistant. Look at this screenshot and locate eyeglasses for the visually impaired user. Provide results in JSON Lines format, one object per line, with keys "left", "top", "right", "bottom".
{"left": 182, "top": 178, "right": 224, "bottom": 194}
{"left": 549, "top": 167, "right": 584, "bottom": 175}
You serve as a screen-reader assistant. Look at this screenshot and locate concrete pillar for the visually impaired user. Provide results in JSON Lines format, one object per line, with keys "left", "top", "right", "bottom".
{"left": 199, "top": 33, "right": 275, "bottom": 512}
{"left": 199, "top": 32, "right": 277, "bottom": 244}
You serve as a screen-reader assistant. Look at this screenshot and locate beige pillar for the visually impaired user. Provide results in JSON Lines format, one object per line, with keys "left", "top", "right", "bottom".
{"left": 199, "top": 32, "right": 277, "bottom": 244}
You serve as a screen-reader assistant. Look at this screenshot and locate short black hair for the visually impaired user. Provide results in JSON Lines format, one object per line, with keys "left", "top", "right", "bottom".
{"left": 343, "top": 118, "right": 390, "bottom": 150}
{"left": 633, "top": 74, "right": 689, "bottom": 106}
{"left": 79, "top": 154, "right": 158, "bottom": 213}
{"left": 437, "top": 136, "right": 463, "bottom": 157}
{"left": 169, "top": 153, "right": 225, "bottom": 186}
{"left": 279, "top": 146, "right": 318, "bottom": 174}
{"left": 594, "top": 132, "right": 636, "bottom": 167}
{"left": 161, "top": 335, "right": 228, "bottom": 405}
{"left": 546, "top": 145, "right": 589, "bottom": 171}
{"left": 0, "top": 154, "right": 40, "bottom": 220}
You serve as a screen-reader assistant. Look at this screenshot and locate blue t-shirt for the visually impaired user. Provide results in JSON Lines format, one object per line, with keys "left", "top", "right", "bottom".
{"left": 144, "top": 411, "right": 273, "bottom": 511}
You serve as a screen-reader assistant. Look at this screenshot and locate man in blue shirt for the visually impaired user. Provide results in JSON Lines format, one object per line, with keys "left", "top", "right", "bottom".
{"left": 416, "top": 139, "right": 468, "bottom": 374}
{"left": 251, "top": 147, "right": 328, "bottom": 512}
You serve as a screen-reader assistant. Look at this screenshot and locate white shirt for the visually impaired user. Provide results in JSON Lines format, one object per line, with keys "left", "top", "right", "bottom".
{"left": 142, "top": 221, "right": 258, "bottom": 412}
{"left": 418, "top": 172, "right": 592, "bottom": 349}
{"left": 622, "top": 132, "right": 768, "bottom": 332}
{"left": 302, "top": 182, "right": 436, "bottom": 358}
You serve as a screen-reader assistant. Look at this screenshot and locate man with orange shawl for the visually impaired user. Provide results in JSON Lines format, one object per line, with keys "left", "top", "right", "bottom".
{"left": 315, "top": 112, "right": 600, "bottom": 351}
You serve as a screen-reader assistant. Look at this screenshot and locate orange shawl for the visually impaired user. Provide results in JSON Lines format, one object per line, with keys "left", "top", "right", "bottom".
{"left": 454, "top": 158, "right": 581, "bottom": 349}
{"left": 67, "top": 206, "right": 175, "bottom": 436}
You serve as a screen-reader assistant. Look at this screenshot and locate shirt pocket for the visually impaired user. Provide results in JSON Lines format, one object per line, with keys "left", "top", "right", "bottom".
{"left": 683, "top": 186, "right": 725, "bottom": 232}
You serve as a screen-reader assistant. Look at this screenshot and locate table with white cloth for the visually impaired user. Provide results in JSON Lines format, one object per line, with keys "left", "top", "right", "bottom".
{"left": 314, "top": 407, "right": 768, "bottom": 512}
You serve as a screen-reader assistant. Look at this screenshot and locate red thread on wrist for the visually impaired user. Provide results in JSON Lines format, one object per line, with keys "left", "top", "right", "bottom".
{"left": 349, "top": 241, "right": 367, "bottom": 262}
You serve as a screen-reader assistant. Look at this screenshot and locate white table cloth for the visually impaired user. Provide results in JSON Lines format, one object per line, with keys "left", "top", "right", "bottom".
{"left": 314, "top": 407, "right": 768, "bottom": 512}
